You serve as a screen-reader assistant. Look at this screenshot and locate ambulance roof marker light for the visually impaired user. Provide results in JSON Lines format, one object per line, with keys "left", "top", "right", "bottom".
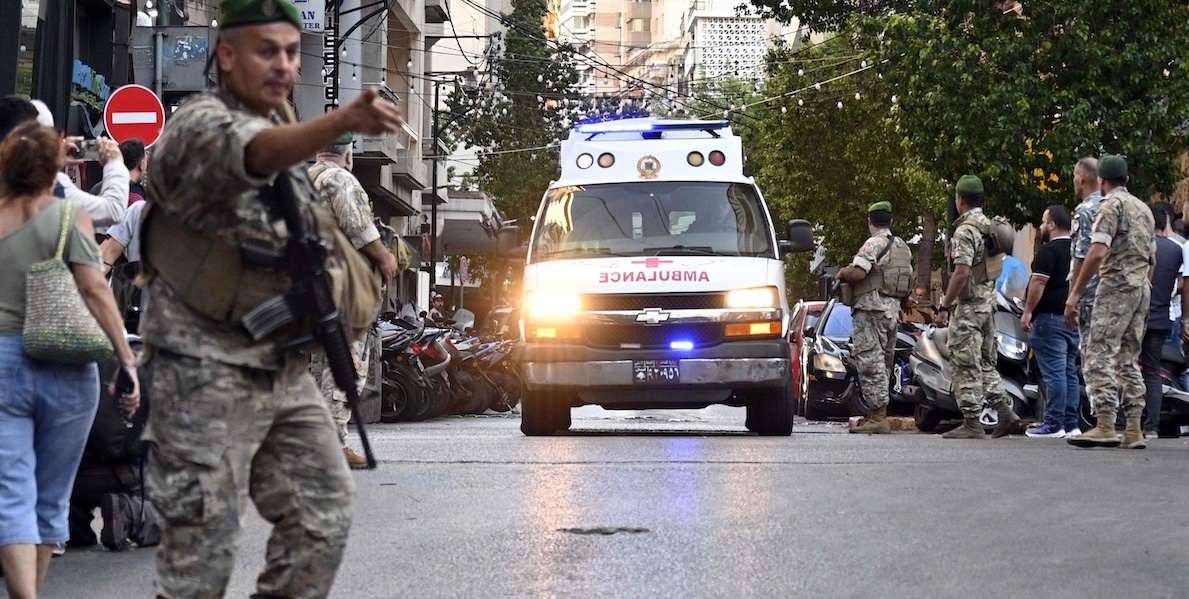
{"left": 576, "top": 119, "right": 729, "bottom": 140}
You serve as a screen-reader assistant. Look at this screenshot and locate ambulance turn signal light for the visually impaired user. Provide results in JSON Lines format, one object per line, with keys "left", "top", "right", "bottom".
{"left": 724, "top": 322, "right": 778, "bottom": 337}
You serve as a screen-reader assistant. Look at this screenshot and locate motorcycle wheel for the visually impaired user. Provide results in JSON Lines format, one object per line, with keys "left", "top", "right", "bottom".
{"left": 462, "top": 370, "right": 495, "bottom": 414}
{"left": 418, "top": 377, "right": 450, "bottom": 420}
{"left": 913, "top": 404, "right": 942, "bottom": 432}
{"left": 487, "top": 371, "right": 523, "bottom": 412}
{"left": 380, "top": 363, "right": 422, "bottom": 423}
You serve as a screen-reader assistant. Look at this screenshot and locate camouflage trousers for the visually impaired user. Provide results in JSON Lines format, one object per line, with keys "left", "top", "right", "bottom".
{"left": 142, "top": 348, "right": 355, "bottom": 599}
{"left": 851, "top": 307, "right": 896, "bottom": 410}
{"left": 315, "top": 336, "right": 371, "bottom": 443}
{"left": 949, "top": 299, "right": 1008, "bottom": 416}
{"left": 1086, "top": 286, "right": 1149, "bottom": 417}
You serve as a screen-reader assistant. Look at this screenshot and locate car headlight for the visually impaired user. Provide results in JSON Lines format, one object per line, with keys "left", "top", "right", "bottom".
{"left": 996, "top": 333, "right": 1027, "bottom": 361}
{"left": 813, "top": 352, "right": 846, "bottom": 373}
{"left": 525, "top": 289, "right": 580, "bottom": 320}
{"left": 726, "top": 286, "right": 778, "bottom": 309}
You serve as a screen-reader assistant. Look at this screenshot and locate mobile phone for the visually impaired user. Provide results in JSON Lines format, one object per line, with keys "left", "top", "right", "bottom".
{"left": 71, "top": 139, "right": 100, "bottom": 161}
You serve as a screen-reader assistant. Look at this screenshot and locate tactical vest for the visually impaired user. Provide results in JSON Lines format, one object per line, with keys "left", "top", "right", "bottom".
{"left": 139, "top": 189, "right": 379, "bottom": 341}
{"left": 852, "top": 236, "right": 914, "bottom": 300}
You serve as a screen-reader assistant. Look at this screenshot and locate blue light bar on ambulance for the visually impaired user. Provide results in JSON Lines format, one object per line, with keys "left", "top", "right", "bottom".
{"left": 575, "top": 119, "right": 730, "bottom": 134}
{"left": 670, "top": 340, "right": 694, "bottom": 350}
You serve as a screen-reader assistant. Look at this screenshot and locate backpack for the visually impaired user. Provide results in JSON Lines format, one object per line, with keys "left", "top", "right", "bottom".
{"left": 954, "top": 216, "right": 1014, "bottom": 300}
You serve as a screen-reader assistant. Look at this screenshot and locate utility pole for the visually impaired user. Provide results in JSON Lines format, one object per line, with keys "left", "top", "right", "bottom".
{"left": 429, "top": 79, "right": 441, "bottom": 293}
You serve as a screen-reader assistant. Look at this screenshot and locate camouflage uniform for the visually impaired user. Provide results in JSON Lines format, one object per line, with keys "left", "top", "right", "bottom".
{"left": 948, "top": 208, "right": 1010, "bottom": 416}
{"left": 848, "top": 230, "right": 900, "bottom": 411}
{"left": 308, "top": 160, "right": 380, "bottom": 442}
{"left": 140, "top": 91, "right": 354, "bottom": 599}
{"left": 1071, "top": 191, "right": 1104, "bottom": 354}
{"left": 1085, "top": 187, "right": 1154, "bottom": 417}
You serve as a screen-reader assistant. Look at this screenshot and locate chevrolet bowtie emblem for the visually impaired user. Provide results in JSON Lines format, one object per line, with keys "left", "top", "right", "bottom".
{"left": 636, "top": 308, "right": 670, "bottom": 325}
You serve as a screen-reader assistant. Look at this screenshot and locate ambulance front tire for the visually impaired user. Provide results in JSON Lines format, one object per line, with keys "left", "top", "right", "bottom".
{"left": 745, "top": 381, "right": 795, "bottom": 436}
{"left": 521, "top": 389, "right": 571, "bottom": 436}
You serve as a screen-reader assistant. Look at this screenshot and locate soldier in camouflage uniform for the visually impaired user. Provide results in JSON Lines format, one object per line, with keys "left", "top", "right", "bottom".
{"left": 137, "top": 1, "right": 403, "bottom": 597}
{"left": 309, "top": 134, "right": 399, "bottom": 469}
{"left": 1065, "top": 155, "right": 1154, "bottom": 449}
{"left": 839, "top": 201, "right": 907, "bottom": 434}
{"left": 935, "top": 175, "right": 1021, "bottom": 439}
{"left": 1067, "top": 157, "right": 1103, "bottom": 437}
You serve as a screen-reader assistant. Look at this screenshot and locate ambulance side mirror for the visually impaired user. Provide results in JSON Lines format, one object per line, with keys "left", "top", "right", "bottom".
{"left": 497, "top": 226, "right": 526, "bottom": 259}
{"left": 781, "top": 219, "right": 815, "bottom": 254}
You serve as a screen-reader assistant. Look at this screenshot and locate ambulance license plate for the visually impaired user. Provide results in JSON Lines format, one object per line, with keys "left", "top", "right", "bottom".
{"left": 633, "top": 359, "right": 679, "bottom": 383}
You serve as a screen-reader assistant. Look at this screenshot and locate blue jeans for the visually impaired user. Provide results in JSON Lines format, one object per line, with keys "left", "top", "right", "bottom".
{"left": 0, "top": 336, "right": 99, "bottom": 546}
{"left": 1030, "top": 313, "right": 1080, "bottom": 430}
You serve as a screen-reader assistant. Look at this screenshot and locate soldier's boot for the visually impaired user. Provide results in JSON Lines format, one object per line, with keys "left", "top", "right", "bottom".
{"left": 991, "top": 399, "right": 1021, "bottom": 439}
{"left": 942, "top": 416, "right": 986, "bottom": 439}
{"left": 1067, "top": 412, "right": 1121, "bottom": 448}
{"left": 344, "top": 446, "right": 369, "bottom": 469}
{"left": 1120, "top": 417, "right": 1147, "bottom": 449}
{"left": 850, "top": 406, "right": 891, "bottom": 434}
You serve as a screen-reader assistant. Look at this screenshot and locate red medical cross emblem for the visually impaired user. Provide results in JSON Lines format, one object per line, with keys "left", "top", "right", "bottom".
{"left": 631, "top": 258, "right": 674, "bottom": 268}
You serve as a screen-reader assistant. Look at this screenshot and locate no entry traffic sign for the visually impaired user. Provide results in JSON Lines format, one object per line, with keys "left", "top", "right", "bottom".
{"left": 104, "top": 84, "right": 166, "bottom": 147}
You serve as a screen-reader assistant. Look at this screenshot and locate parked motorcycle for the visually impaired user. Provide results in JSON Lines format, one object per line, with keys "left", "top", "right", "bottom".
{"left": 903, "top": 290, "right": 1041, "bottom": 433}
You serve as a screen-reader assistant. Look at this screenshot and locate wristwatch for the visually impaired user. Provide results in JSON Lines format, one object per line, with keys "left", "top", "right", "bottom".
{"left": 937, "top": 305, "right": 950, "bottom": 313}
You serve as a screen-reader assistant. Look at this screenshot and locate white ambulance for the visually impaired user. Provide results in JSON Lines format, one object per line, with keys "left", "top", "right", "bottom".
{"left": 501, "top": 118, "right": 813, "bottom": 436}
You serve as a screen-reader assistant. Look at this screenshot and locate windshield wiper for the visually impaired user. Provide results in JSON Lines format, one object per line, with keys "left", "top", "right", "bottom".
{"left": 539, "top": 247, "right": 626, "bottom": 258}
{"left": 643, "top": 245, "right": 725, "bottom": 256}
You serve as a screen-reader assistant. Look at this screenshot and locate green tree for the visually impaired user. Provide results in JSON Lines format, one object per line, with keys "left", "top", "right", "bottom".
{"left": 750, "top": 38, "right": 946, "bottom": 289}
{"left": 853, "top": 0, "right": 1189, "bottom": 221}
{"left": 443, "top": 0, "right": 584, "bottom": 223}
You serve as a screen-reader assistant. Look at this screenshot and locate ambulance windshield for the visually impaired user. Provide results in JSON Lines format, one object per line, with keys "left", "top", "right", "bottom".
{"left": 530, "top": 181, "right": 773, "bottom": 262}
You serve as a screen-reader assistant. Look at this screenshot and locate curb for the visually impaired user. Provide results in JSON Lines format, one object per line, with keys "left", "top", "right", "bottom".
{"left": 847, "top": 415, "right": 919, "bottom": 432}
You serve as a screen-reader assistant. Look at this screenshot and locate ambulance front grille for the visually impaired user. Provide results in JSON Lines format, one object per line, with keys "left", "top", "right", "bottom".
{"left": 583, "top": 323, "right": 723, "bottom": 348}
{"left": 581, "top": 293, "right": 727, "bottom": 312}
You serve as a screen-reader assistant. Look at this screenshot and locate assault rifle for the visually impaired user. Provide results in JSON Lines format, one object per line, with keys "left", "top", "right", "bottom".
{"left": 260, "top": 171, "right": 377, "bottom": 469}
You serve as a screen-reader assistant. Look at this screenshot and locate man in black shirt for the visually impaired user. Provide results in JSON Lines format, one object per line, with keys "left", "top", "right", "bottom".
{"left": 1021, "top": 205, "right": 1079, "bottom": 437}
{"left": 1140, "top": 203, "right": 1184, "bottom": 438}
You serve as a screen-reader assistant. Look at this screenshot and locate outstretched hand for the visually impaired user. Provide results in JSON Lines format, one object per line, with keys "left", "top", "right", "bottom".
{"left": 341, "top": 88, "right": 403, "bottom": 135}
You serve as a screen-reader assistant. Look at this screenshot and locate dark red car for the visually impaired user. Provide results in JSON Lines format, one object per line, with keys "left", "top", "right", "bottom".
{"left": 788, "top": 300, "right": 827, "bottom": 415}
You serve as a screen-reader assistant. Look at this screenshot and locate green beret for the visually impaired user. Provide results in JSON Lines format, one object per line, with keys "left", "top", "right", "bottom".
{"left": 220, "top": 0, "right": 302, "bottom": 30}
{"left": 868, "top": 201, "right": 892, "bottom": 214}
{"left": 1098, "top": 154, "right": 1128, "bottom": 179}
{"left": 956, "top": 175, "right": 983, "bottom": 196}
{"left": 335, "top": 132, "right": 355, "bottom": 146}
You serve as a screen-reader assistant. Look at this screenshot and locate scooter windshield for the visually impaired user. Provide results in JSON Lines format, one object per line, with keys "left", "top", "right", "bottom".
{"left": 529, "top": 181, "right": 774, "bottom": 262}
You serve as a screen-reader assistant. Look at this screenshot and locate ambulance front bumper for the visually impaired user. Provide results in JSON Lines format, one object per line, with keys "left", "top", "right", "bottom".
{"left": 516, "top": 340, "right": 791, "bottom": 390}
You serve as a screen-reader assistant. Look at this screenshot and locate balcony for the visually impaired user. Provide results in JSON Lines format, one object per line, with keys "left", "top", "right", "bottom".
{"left": 426, "top": 0, "right": 450, "bottom": 23}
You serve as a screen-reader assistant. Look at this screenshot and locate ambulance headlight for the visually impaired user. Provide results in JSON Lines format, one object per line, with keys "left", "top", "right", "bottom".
{"left": 576, "top": 153, "right": 594, "bottom": 169}
{"left": 526, "top": 290, "right": 581, "bottom": 319}
{"left": 726, "top": 286, "right": 778, "bottom": 309}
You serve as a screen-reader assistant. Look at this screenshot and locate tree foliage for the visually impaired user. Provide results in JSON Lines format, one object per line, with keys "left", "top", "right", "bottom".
{"left": 748, "top": 38, "right": 946, "bottom": 277}
{"left": 443, "top": 0, "right": 585, "bottom": 223}
{"left": 852, "top": 0, "right": 1189, "bottom": 222}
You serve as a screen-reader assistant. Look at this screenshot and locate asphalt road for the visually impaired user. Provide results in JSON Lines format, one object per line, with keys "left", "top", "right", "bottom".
{"left": 35, "top": 406, "right": 1189, "bottom": 598}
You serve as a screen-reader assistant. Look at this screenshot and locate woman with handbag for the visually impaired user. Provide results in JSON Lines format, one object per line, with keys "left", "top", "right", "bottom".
{"left": 0, "top": 122, "right": 139, "bottom": 599}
